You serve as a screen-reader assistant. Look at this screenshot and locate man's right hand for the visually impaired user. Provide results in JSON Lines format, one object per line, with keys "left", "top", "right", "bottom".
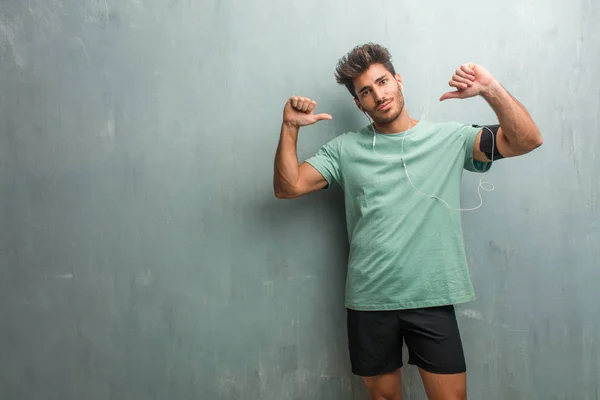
{"left": 283, "top": 96, "right": 332, "bottom": 128}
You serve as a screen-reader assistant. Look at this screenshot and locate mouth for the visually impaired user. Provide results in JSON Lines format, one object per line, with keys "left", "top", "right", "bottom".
{"left": 377, "top": 100, "right": 392, "bottom": 111}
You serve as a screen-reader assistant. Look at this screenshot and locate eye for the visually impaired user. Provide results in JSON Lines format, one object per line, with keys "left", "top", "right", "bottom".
{"left": 380, "top": 79, "right": 388, "bottom": 85}
{"left": 362, "top": 90, "right": 370, "bottom": 97}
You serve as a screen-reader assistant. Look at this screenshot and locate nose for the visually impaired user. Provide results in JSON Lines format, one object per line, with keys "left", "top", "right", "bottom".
{"left": 372, "top": 86, "right": 384, "bottom": 103}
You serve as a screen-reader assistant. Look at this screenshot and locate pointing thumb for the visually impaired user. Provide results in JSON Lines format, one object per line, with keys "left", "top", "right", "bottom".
{"left": 439, "top": 91, "right": 461, "bottom": 102}
{"left": 314, "top": 113, "right": 333, "bottom": 121}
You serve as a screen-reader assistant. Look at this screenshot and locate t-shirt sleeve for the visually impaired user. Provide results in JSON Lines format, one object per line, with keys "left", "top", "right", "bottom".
{"left": 457, "top": 124, "right": 492, "bottom": 173}
{"left": 304, "top": 135, "right": 342, "bottom": 188}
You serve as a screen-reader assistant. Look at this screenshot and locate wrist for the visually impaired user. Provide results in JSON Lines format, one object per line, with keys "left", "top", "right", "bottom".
{"left": 480, "top": 79, "right": 502, "bottom": 101}
{"left": 282, "top": 120, "right": 300, "bottom": 132}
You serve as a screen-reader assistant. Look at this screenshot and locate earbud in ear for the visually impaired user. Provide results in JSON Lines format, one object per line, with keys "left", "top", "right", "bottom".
{"left": 399, "top": 82, "right": 404, "bottom": 91}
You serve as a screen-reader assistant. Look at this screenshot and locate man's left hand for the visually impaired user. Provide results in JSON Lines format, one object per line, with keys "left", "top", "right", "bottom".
{"left": 439, "top": 63, "right": 497, "bottom": 101}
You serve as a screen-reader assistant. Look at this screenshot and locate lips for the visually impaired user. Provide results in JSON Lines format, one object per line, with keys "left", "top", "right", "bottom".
{"left": 377, "top": 100, "right": 392, "bottom": 111}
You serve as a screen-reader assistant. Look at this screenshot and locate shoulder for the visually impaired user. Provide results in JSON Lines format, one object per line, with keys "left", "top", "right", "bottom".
{"left": 426, "top": 120, "right": 480, "bottom": 139}
{"left": 326, "top": 125, "right": 371, "bottom": 147}
{"left": 315, "top": 129, "right": 359, "bottom": 157}
{"left": 427, "top": 120, "right": 466, "bottom": 131}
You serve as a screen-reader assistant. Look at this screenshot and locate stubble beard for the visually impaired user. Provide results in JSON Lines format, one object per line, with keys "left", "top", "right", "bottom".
{"left": 371, "top": 94, "right": 405, "bottom": 126}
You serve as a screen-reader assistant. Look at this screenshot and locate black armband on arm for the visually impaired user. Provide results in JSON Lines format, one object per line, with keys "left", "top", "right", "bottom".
{"left": 472, "top": 124, "right": 504, "bottom": 161}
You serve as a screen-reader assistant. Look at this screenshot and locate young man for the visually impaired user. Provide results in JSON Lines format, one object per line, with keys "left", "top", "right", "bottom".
{"left": 273, "top": 43, "right": 542, "bottom": 400}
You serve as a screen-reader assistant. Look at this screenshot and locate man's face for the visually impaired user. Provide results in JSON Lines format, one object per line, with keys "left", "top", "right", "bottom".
{"left": 353, "top": 63, "right": 404, "bottom": 125}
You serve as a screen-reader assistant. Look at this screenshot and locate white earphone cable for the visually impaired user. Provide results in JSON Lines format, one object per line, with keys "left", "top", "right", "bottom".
{"left": 366, "top": 85, "right": 495, "bottom": 212}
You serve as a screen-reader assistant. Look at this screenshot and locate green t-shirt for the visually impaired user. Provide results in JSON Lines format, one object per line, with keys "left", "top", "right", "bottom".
{"left": 305, "top": 120, "right": 491, "bottom": 311}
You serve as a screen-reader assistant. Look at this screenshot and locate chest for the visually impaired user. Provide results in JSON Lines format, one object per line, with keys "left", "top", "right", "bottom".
{"left": 339, "top": 131, "right": 465, "bottom": 190}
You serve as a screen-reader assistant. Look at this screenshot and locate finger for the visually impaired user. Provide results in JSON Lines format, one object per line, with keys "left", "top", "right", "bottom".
{"left": 291, "top": 96, "right": 299, "bottom": 108}
{"left": 439, "top": 91, "right": 463, "bottom": 101}
{"left": 300, "top": 99, "right": 312, "bottom": 112}
{"left": 295, "top": 97, "right": 306, "bottom": 111}
{"left": 456, "top": 69, "right": 475, "bottom": 81}
{"left": 452, "top": 74, "right": 473, "bottom": 86}
{"left": 313, "top": 113, "right": 333, "bottom": 122}
{"left": 449, "top": 79, "right": 469, "bottom": 90}
{"left": 461, "top": 64, "right": 475, "bottom": 76}
{"left": 306, "top": 101, "right": 317, "bottom": 114}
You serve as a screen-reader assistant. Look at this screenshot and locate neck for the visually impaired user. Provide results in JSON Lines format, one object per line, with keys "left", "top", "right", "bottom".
{"left": 374, "top": 110, "right": 416, "bottom": 134}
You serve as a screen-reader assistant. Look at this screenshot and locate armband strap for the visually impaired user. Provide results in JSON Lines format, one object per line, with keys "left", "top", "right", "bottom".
{"left": 472, "top": 124, "right": 504, "bottom": 161}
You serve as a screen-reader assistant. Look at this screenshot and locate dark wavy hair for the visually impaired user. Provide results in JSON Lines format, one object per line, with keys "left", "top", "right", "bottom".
{"left": 335, "top": 43, "right": 396, "bottom": 98}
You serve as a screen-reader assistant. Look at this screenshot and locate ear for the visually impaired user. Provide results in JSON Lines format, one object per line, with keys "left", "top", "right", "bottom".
{"left": 395, "top": 73, "right": 403, "bottom": 90}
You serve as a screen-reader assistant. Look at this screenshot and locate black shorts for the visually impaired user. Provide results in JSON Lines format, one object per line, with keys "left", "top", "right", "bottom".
{"left": 347, "top": 305, "right": 466, "bottom": 376}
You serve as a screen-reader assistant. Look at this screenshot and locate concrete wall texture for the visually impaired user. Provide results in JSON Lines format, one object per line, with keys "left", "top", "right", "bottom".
{"left": 1, "top": 0, "right": 599, "bottom": 399}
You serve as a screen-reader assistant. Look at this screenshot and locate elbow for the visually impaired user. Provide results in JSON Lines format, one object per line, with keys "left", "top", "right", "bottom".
{"left": 274, "top": 191, "right": 297, "bottom": 199}
{"left": 273, "top": 184, "right": 285, "bottom": 199}
{"left": 273, "top": 185, "right": 298, "bottom": 199}
{"left": 528, "top": 130, "right": 543, "bottom": 151}
{"left": 516, "top": 129, "right": 543, "bottom": 155}
{"left": 274, "top": 190, "right": 289, "bottom": 199}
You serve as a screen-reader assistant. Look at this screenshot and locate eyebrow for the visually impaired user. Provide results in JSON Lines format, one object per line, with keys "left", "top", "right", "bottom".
{"left": 358, "top": 74, "right": 389, "bottom": 94}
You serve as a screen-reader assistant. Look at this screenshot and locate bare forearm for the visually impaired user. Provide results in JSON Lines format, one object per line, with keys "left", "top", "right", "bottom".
{"left": 481, "top": 80, "right": 543, "bottom": 151}
{"left": 273, "top": 122, "right": 301, "bottom": 197}
{"left": 274, "top": 95, "right": 332, "bottom": 198}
